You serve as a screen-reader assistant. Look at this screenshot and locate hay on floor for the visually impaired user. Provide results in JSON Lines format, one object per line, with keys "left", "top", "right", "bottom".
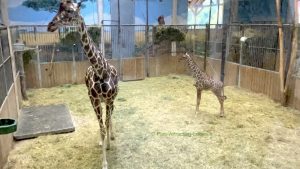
{"left": 5, "top": 75, "right": 300, "bottom": 169}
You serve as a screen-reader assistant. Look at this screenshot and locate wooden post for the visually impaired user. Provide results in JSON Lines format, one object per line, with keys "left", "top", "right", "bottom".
{"left": 275, "top": 0, "right": 286, "bottom": 104}
{"left": 15, "top": 51, "right": 28, "bottom": 100}
{"left": 238, "top": 26, "right": 245, "bottom": 87}
{"left": 283, "top": 0, "right": 298, "bottom": 105}
{"left": 72, "top": 44, "right": 77, "bottom": 84}
{"left": 36, "top": 46, "right": 42, "bottom": 88}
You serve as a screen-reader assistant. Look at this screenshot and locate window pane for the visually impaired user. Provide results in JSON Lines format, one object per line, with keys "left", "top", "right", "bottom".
{"left": 209, "top": 6, "right": 219, "bottom": 24}
{"left": 218, "top": 5, "right": 224, "bottom": 24}
{"left": 4, "top": 58, "right": 13, "bottom": 91}
{"left": 0, "top": 66, "right": 7, "bottom": 105}
{"left": 0, "top": 29, "right": 10, "bottom": 60}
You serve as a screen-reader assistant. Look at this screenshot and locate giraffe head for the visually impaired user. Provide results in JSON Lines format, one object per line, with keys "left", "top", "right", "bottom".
{"left": 47, "top": 0, "right": 84, "bottom": 32}
{"left": 180, "top": 53, "right": 191, "bottom": 60}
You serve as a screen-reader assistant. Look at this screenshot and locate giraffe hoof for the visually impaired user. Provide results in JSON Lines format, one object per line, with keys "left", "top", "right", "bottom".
{"left": 195, "top": 111, "right": 199, "bottom": 117}
{"left": 102, "top": 161, "right": 108, "bottom": 169}
{"left": 106, "top": 145, "right": 110, "bottom": 150}
{"left": 219, "top": 114, "right": 225, "bottom": 118}
{"left": 110, "top": 135, "right": 115, "bottom": 140}
{"left": 99, "top": 141, "right": 103, "bottom": 147}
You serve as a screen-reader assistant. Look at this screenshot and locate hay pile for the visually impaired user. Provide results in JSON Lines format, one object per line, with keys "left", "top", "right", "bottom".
{"left": 5, "top": 75, "right": 300, "bottom": 169}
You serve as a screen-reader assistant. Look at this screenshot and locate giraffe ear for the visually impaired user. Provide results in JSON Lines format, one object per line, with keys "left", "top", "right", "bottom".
{"left": 78, "top": 0, "right": 87, "bottom": 8}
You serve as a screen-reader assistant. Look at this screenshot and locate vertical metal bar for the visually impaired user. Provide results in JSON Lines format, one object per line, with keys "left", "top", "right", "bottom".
{"left": 204, "top": 24, "right": 210, "bottom": 72}
{"left": 238, "top": 25, "right": 245, "bottom": 88}
{"left": 145, "top": 0, "right": 149, "bottom": 77}
{"left": 193, "top": 25, "right": 196, "bottom": 55}
{"left": 220, "top": 25, "right": 227, "bottom": 83}
{"left": 208, "top": 0, "right": 213, "bottom": 26}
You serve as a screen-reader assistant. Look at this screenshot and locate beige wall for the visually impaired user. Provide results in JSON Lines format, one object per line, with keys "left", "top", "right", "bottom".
{"left": 23, "top": 55, "right": 300, "bottom": 111}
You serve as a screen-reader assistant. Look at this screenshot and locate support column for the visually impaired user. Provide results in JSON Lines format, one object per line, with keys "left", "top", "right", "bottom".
{"left": 172, "top": 0, "right": 178, "bottom": 25}
{"left": 97, "top": 0, "right": 104, "bottom": 25}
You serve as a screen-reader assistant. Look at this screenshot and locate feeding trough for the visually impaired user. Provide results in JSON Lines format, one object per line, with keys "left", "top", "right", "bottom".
{"left": 0, "top": 118, "right": 17, "bottom": 135}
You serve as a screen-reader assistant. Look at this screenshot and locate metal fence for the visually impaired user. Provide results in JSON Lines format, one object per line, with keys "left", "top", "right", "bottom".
{"left": 10, "top": 24, "right": 300, "bottom": 74}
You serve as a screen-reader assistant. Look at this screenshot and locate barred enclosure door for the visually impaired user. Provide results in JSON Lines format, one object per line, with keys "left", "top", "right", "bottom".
{"left": 104, "top": 25, "right": 146, "bottom": 81}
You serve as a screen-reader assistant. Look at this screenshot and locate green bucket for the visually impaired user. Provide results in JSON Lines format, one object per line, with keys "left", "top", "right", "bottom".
{"left": 0, "top": 119, "right": 17, "bottom": 135}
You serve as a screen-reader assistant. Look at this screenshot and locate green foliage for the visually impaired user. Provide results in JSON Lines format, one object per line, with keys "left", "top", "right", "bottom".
{"left": 22, "top": 0, "right": 94, "bottom": 13}
{"left": 23, "top": 50, "right": 36, "bottom": 66}
{"left": 60, "top": 31, "right": 81, "bottom": 46}
{"left": 59, "top": 27, "right": 101, "bottom": 51}
{"left": 154, "top": 27, "right": 185, "bottom": 44}
{"left": 87, "top": 27, "right": 101, "bottom": 44}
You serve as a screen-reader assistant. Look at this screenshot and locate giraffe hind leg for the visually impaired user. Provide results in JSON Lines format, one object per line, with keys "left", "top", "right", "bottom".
{"left": 195, "top": 88, "right": 202, "bottom": 117}
{"left": 213, "top": 89, "right": 225, "bottom": 117}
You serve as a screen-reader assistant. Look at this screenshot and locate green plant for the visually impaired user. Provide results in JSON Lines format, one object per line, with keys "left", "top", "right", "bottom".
{"left": 154, "top": 27, "right": 185, "bottom": 44}
{"left": 23, "top": 50, "right": 35, "bottom": 66}
{"left": 87, "top": 27, "right": 101, "bottom": 44}
{"left": 60, "top": 31, "right": 81, "bottom": 46}
{"left": 59, "top": 27, "right": 101, "bottom": 50}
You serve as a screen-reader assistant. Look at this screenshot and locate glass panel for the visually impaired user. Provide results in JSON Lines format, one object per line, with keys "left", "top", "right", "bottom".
{"left": 0, "top": 29, "right": 10, "bottom": 60}
{"left": 209, "top": 6, "right": 219, "bottom": 24}
{"left": 0, "top": 66, "right": 7, "bottom": 105}
{"left": 4, "top": 58, "right": 13, "bottom": 90}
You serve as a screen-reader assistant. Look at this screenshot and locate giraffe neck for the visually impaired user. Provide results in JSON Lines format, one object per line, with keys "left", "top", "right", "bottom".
{"left": 78, "top": 17, "right": 109, "bottom": 78}
{"left": 185, "top": 56, "right": 205, "bottom": 78}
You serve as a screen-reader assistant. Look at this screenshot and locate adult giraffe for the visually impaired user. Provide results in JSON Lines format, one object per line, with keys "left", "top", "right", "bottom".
{"left": 47, "top": 1, "right": 118, "bottom": 168}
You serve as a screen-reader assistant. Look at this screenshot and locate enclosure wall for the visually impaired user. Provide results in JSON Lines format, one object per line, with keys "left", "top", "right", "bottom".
{"left": 24, "top": 55, "right": 300, "bottom": 111}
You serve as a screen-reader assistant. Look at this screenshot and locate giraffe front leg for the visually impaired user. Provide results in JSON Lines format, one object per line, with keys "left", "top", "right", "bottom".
{"left": 195, "top": 89, "right": 202, "bottom": 117}
{"left": 105, "top": 102, "right": 114, "bottom": 150}
{"left": 215, "top": 90, "right": 225, "bottom": 117}
{"left": 97, "top": 106, "right": 104, "bottom": 146}
{"left": 88, "top": 95, "right": 104, "bottom": 146}
{"left": 218, "top": 96, "right": 225, "bottom": 117}
{"left": 101, "top": 124, "right": 108, "bottom": 169}
{"left": 109, "top": 116, "right": 115, "bottom": 140}
{"left": 97, "top": 110, "right": 108, "bottom": 169}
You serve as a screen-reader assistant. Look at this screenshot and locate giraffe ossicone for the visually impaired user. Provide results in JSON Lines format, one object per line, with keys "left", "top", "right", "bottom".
{"left": 48, "top": 1, "right": 118, "bottom": 169}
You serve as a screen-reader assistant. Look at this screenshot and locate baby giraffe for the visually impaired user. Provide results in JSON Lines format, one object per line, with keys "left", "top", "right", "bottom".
{"left": 181, "top": 53, "right": 226, "bottom": 117}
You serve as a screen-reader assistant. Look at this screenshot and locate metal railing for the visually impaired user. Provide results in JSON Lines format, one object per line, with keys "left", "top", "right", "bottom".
{"left": 0, "top": 26, "right": 14, "bottom": 106}
{"left": 8, "top": 24, "right": 300, "bottom": 73}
